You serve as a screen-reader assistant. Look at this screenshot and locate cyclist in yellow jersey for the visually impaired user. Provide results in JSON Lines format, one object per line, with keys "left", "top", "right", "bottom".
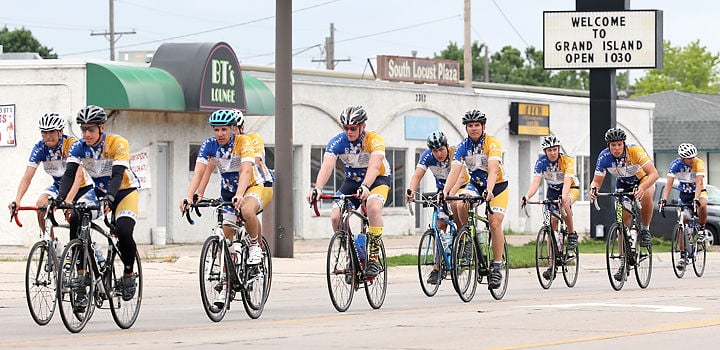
{"left": 307, "top": 105, "right": 391, "bottom": 278}
{"left": 443, "top": 109, "right": 508, "bottom": 289}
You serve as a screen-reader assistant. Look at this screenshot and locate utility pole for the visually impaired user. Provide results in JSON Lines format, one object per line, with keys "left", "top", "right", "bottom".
{"left": 463, "top": 0, "right": 472, "bottom": 88}
{"left": 91, "top": 0, "right": 136, "bottom": 61}
{"left": 312, "top": 23, "right": 350, "bottom": 70}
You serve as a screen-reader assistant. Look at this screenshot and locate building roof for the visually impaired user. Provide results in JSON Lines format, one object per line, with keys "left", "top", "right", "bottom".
{"left": 632, "top": 90, "right": 720, "bottom": 152}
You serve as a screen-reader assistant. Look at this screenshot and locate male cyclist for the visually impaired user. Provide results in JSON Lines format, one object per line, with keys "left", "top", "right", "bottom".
{"left": 56, "top": 105, "right": 139, "bottom": 307}
{"left": 306, "top": 105, "right": 391, "bottom": 278}
{"left": 589, "top": 127, "right": 659, "bottom": 281}
{"left": 658, "top": 143, "right": 708, "bottom": 271}
{"left": 521, "top": 135, "right": 580, "bottom": 280}
{"left": 443, "top": 109, "right": 509, "bottom": 290}
{"left": 405, "top": 130, "right": 469, "bottom": 285}
{"left": 9, "top": 113, "right": 96, "bottom": 244}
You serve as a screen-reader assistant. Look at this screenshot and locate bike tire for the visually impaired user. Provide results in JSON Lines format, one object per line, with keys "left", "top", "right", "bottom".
{"left": 535, "top": 226, "right": 554, "bottom": 289}
{"left": 109, "top": 249, "right": 143, "bottom": 329}
{"left": 671, "top": 224, "right": 686, "bottom": 279}
{"left": 562, "top": 231, "right": 580, "bottom": 288}
{"left": 57, "top": 239, "right": 95, "bottom": 333}
{"left": 365, "top": 239, "right": 387, "bottom": 309}
{"left": 417, "top": 229, "right": 441, "bottom": 297}
{"left": 489, "top": 236, "right": 509, "bottom": 300}
{"left": 605, "top": 223, "right": 627, "bottom": 291}
{"left": 25, "top": 240, "right": 57, "bottom": 326}
{"left": 693, "top": 229, "right": 707, "bottom": 277}
{"left": 451, "top": 227, "right": 477, "bottom": 302}
{"left": 634, "top": 232, "right": 653, "bottom": 289}
{"left": 198, "top": 235, "right": 228, "bottom": 322}
{"left": 242, "top": 237, "right": 271, "bottom": 319}
{"left": 326, "top": 230, "right": 355, "bottom": 312}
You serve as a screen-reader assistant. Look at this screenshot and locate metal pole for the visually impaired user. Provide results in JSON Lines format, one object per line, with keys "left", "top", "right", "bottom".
{"left": 109, "top": 0, "right": 115, "bottom": 60}
{"left": 463, "top": 0, "right": 472, "bottom": 88}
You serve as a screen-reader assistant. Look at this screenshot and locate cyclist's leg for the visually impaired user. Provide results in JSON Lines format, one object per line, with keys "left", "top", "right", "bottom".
{"left": 112, "top": 189, "right": 139, "bottom": 301}
{"left": 36, "top": 189, "right": 53, "bottom": 238}
{"left": 638, "top": 177, "right": 655, "bottom": 246}
{"left": 488, "top": 184, "right": 508, "bottom": 288}
{"left": 240, "top": 185, "right": 271, "bottom": 264}
{"left": 365, "top": 180, "right": 390, "bottom": 278}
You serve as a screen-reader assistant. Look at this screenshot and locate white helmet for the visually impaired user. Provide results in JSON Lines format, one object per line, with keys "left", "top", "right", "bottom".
{"left": 540, "top": 135, "right": 561, "bottom": 150}
{"left": 678, "top": 143, "right": 698, "bottom": 158}
{"left": 38, "top": 113, "right": 65, "bottom": 131}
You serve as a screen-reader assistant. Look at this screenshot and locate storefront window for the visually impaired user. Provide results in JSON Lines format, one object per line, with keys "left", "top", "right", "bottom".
{"left": 189, "top": 144, "right": 200, "bottom": 171}
{"left": 385, "top": 148, "right": 406, "bottom": 208}
{"left": 576, "top": 155, "right": 590, "bottom": 201}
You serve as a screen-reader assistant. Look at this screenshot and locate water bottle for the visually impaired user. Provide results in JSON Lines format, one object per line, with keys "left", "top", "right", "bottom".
{"left": 355, "top": 233, "right": 367, "bottom": 261}
{"left": 444, "top": 231, "right": 453, "bottom": 255}
{"left": 629, "top": 228, "right": 637, "bottom": 249}
{"left": 92, "top": 242, "right": 105, "bottom": 265}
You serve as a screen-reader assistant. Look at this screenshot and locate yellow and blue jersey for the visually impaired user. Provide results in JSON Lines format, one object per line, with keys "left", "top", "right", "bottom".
{"left": 417, "top": 146, "right": 469, "bottom": 190}
{"left": 667, "top": 157, "right": 706, "bottom": 194}
{"left": 452, "top": 134, "right": 506, "bottom": 188}
{"left": 28, "top": 135, "right": 93, "bottom": 189}
{"left": 67, "top": 133, "right": 140, "bottom": 192}
{"left": 594, "top": 144, "right": 652, "bottom": 185}
{"left": 324, "top": 131, "right": 391, "bottom": 183}
{"left": 532, "top": 153, "right": 579, "bottom": 192}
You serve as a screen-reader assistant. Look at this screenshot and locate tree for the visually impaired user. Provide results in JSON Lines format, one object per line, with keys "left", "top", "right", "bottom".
{"left": 633, "top": 40, "right": 720, "bottom": 96}
{"left": 434, "top": 40, "right": 487, "bottom": 81}
{"left": 0, "top": 26, "right": 57, "bottom": 59}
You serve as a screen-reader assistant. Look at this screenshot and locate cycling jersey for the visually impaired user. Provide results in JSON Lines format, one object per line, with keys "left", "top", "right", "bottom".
{"left": 532, "top": 153, "right": 579, "bottom": 192}
{"left": 416, "top": 146, "right": 469, "bottom": 190}
{"left": 67, "top": 133, "right": 138, "bottom": 192}
{"left": 197, "top": 134, "right": 261, "bottom": 193}
{"left": 28, "top": 134, "right": 93, "bottom": 189}
{"left": 594, "top": 144, "right": 652, "bottom": 185}
{"left": 452, "top": 134, "right": 506, "bottom": 187}
{"left": 667, "top": 157, "right": 706, "bottom": 194}
{"left": 324, "top": 131, "right": 391, "bottom": 183}
{"left": 247, "top": 132, "right": 274, "bottom": 185}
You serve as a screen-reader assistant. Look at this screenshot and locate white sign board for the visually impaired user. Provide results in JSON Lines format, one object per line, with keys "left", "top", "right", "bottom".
{"left": 543, "top": 10, "right": 662, "bottom": 69}
{"left": 130, "top": 147, "right": 151, "bottom": 189}
{"left": 0, "top": 104, "right": 16, "bottom": 147}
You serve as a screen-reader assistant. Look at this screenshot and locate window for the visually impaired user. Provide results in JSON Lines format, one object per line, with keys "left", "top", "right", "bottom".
{"left": 576, "top": 155, "right": 591, "bottom": 201}
{"left": 189, "top": 144, "right": 201, "bottom": 171}
{"left": 310, "top": 146, "right": 345, "bottom": 194}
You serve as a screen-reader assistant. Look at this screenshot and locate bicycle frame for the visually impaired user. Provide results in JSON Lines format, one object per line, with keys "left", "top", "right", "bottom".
{"left": 416, "top": 192, "right": 458, "bottom": 269}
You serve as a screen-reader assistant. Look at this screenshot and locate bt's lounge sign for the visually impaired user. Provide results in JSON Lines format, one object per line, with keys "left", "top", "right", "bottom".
{"left": 200, "top": 45, "right": 244, "bottom": 109}
{"left": 376, "top": 55, "right": 460, "bottom": 86}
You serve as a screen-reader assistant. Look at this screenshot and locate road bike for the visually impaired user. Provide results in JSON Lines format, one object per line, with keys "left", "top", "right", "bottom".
{"left": 444, "top": 194, "right": 508, "bottom": 302}
{"left": 183, "top": 196, "right": 272, "bottom": 321}
{"left": 662, "top": 201, "right": 707, "bottom": 278}
{"left": 593, "top": 188, "right": 652, "bottom": 291}
{"left": 311, "top": 192, "right": 387, "bottom": 312}
{"left": 522, "top": 199, "right": 579, "bottom": 289}
{"left": 409, "top": 191, "right": 459, "bottom": 297}
{"left": 53, "top": 199, "right": 143, "bottom": 333}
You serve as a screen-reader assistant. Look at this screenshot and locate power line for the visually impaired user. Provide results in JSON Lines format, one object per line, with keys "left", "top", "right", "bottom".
{"left": 335, "top": 15, "right": 460, "bottom": 44}
{"left": 490, "top": 0, "right": 529, "bottom": 47}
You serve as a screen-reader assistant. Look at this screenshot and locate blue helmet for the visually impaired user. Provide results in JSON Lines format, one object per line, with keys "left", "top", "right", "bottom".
{"left": 208, "top": 110, "right": 237, "bottom": 126}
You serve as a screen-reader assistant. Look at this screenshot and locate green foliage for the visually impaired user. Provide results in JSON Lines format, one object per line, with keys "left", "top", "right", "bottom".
{"left": 434, "top": 40, "right": 487, "bottom": 81}
{"left": 633, "top": 40, "right": 720, "bottom": 96}
{"left": 0, "top": 26, "right": 57, "bottom": 59}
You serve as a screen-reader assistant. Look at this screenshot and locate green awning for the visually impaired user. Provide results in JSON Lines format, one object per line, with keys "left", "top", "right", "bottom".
{"left": 86, "top": 63, "right": 185, "bottom": 111}
{"left": 243, "top": 73, "right": 275, "bottom": 116}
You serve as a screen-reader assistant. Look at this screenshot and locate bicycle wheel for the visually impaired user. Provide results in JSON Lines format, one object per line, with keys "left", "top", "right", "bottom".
{"left": 25, "top": 240, "right": 57, "bottom": 325}
{"left": 670, "top": 224, "right": 686, "bottom": 279}
{"left": 634, "top": 232, "right": 653, "bottom": 289}
{"left": 199, "top": 235, "right": 228, "bottom": 322}
{"left": 57, "top": 239, "right": 95, "bottom": 333}
{"left": 450, "top": 227, "right": 477, "bottom": 302}
{"left": 534, "top": 227, "right": 554, "bottom": 289}
{"left": 693, "top": 228, "right": 707, "bottom": 277}
{"left": 562, "top": 231, "right": 580, "bottom": 288}
{"left": 417, "top": 229, "right": 440, "bottom": 297}
{"left": 489, "top": 236, "right": 509, "bottom": 300}
{"left": 365, "top": 239, "right": 387, "bottom": 309}
{"left": 109, "top": 249, "right": 143, "bottom": 329}
{"left": 242, "top": 238, "right": 271, "bottom": 319}
{"left": 326, "top": 230, "right": 355, "bottom": 312}
{"left": 605, "top": 223, "right": 626, "bottom": 291}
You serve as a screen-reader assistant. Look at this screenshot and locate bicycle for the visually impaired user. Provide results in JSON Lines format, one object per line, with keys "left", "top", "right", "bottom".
{"left": 311, "top": 192, "right": 387, "bottom": 312}
{"left": 522, "top": 199, "right": 579, "bottom": 289}
{"left": 662, "top": 200, "right": 707, "bottom": 278}
{"left": 444, "top": 194, "right": 509, "bottom": 302}
{"left": 183, "top": 196, "right": 272, "bottom": 321}
{"left": 409, "top": 191, "right": 459, "bottom": 297}
{"left": 53, "top": 199, "right": 143, "bottom": 333}
{"left": 593, "top": 188, "right": 653, "bottom": 291}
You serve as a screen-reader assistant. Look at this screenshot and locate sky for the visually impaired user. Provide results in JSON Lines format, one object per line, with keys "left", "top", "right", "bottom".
{"left": 2, "top": 0, "right": 718, "bottom": 82}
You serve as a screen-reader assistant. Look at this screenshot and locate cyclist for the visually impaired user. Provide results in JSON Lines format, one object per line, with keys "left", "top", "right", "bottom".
{"left": 589, "top": 127, "right": 659, "bottom": 280}
{"left": 658, "top": 143, "right": 708, "bottom": 271}
{"left": 306, "top": 105, "right": 391, "bottom": 278}
{"left": 8, "top": 113, "right": 96, "bottom": 244}
{"left": 521, "top": 135, "right": 580, "bottom": 280}
{"left": 405, "top": 130, "right": 469, "bottom": 285}
{"left": 443, "top": 109, "right": 509, "bottom": 289}
{"left": 55, "top": 105, "right": 139, "bottom": 308}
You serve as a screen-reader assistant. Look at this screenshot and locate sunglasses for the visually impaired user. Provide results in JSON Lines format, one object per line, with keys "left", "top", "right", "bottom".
{"left": 80, "top": 125, "right": 99, "bottom": 132}
{"left": 343, "top": 126, "right": 359, "bottom": 132}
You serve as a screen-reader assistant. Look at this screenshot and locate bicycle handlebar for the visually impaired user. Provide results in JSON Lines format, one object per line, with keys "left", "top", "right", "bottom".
{"left": 444, "top": 193, "right": 493, "bottom": 216}
{"left": 309, "top": 193, "right": 359, "bottom": 217}
{"left": 591, "top": 188, "right": 641, "bottom": 211}
{"left": 183, "top": 196, "right": 235, "bottom": 225}
{"left": 521, "top": 198, "right": 561, "bottom": 218}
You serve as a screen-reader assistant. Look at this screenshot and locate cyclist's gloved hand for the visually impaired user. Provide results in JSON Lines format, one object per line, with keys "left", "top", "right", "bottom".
{"left": 521, "top": 196, "right": 528, "bottom": 208}
{"left": 405, "top": 188, "right": 414, "bottom": 203}
{"left": 101, "top": 194, "right": 115, "bottom": 212}
{"left": 658, "top": 198, "right": 666, "bottom": 211}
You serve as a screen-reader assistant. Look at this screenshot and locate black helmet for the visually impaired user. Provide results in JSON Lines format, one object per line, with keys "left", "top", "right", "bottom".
{"left": 426, "top": 131, "right": 448, "bottom": 149}
{"left": 462, "top": 109, "right": 486, "bottom": 125}
{"left": 339, "top": 105, "right": 368, "bottom": 125}
{"left": 604, "top": 127, "right": 627, "bottom": 142}
{"left": 76, "top": 105, "right": 107, "bottom": 124}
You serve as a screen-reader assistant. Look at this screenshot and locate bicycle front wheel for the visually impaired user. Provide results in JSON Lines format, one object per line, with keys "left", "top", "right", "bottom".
{"left": 417, "top": 229, "right": 440, "bottom": 297}
{"left": 57, "top": 239, "right": 95, "bottom": 333}
{"left": 534, "top": 227, "right": 554, "bottom": 289}
{"left": 489, "top": 236, "right": 509, "bottom": 300}
{"left": 365, "top": 239, "right": 387, "bottom": 309}
{"left": 562, "top": 231, "right": 580, "bottom": 288}
{"left": 605, "top": 223, "right": 627, "bottom": 291}
{"left": 25, "top": 240, "right": 58, "bottom": 326}
{"left": 693, "top": 229, "right": 707, "bottom": 277}
{"left": 109, "top": 249, "right": 143, "bottom": 329}
{"left": 634, "top": 233, "right": 653, "bottom": 289}
{"left": 326, "top": 230, "right": 355, "bottom": 312}
{"left": 242, "top": 237, "right": 271, "bottom": 319}
{"left": 671, "top": 224, "right": 686, "bottom": 279}
{"left": 451, "top": 227, "right": 477, "bottom": 302}
{"left": 199, "top": 236, "right": 228, "bottom": 322}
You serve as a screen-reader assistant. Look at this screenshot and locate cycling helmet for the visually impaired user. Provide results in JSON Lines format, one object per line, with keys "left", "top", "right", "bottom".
{"left": 76, "top": 105, "right": 107, "bottom": 124}
{"left": 339, "top": 105, "right": 368, "bottom": 125}
{"left": 462, "top": 109, "right": 487, "bottom": 125}
{"left": 38, "top": 113, "right": 65, "bottom": 131}
{"left": 208, "top": 109, "right": 237, "bottom": 126}
{"left": 426, "top": 131, "right": 448, "bottom": 150}
{"left": 541, "top": 135, "right": 561, "bottom": 150}
{"left": 678, "top": 143, "right": 698, "bottom": 158}
{"left": 234, "top": 110, "right": 245, "bottom": 128}
{"left": 604, "top": 127, "right": 627, "bottom": 142}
